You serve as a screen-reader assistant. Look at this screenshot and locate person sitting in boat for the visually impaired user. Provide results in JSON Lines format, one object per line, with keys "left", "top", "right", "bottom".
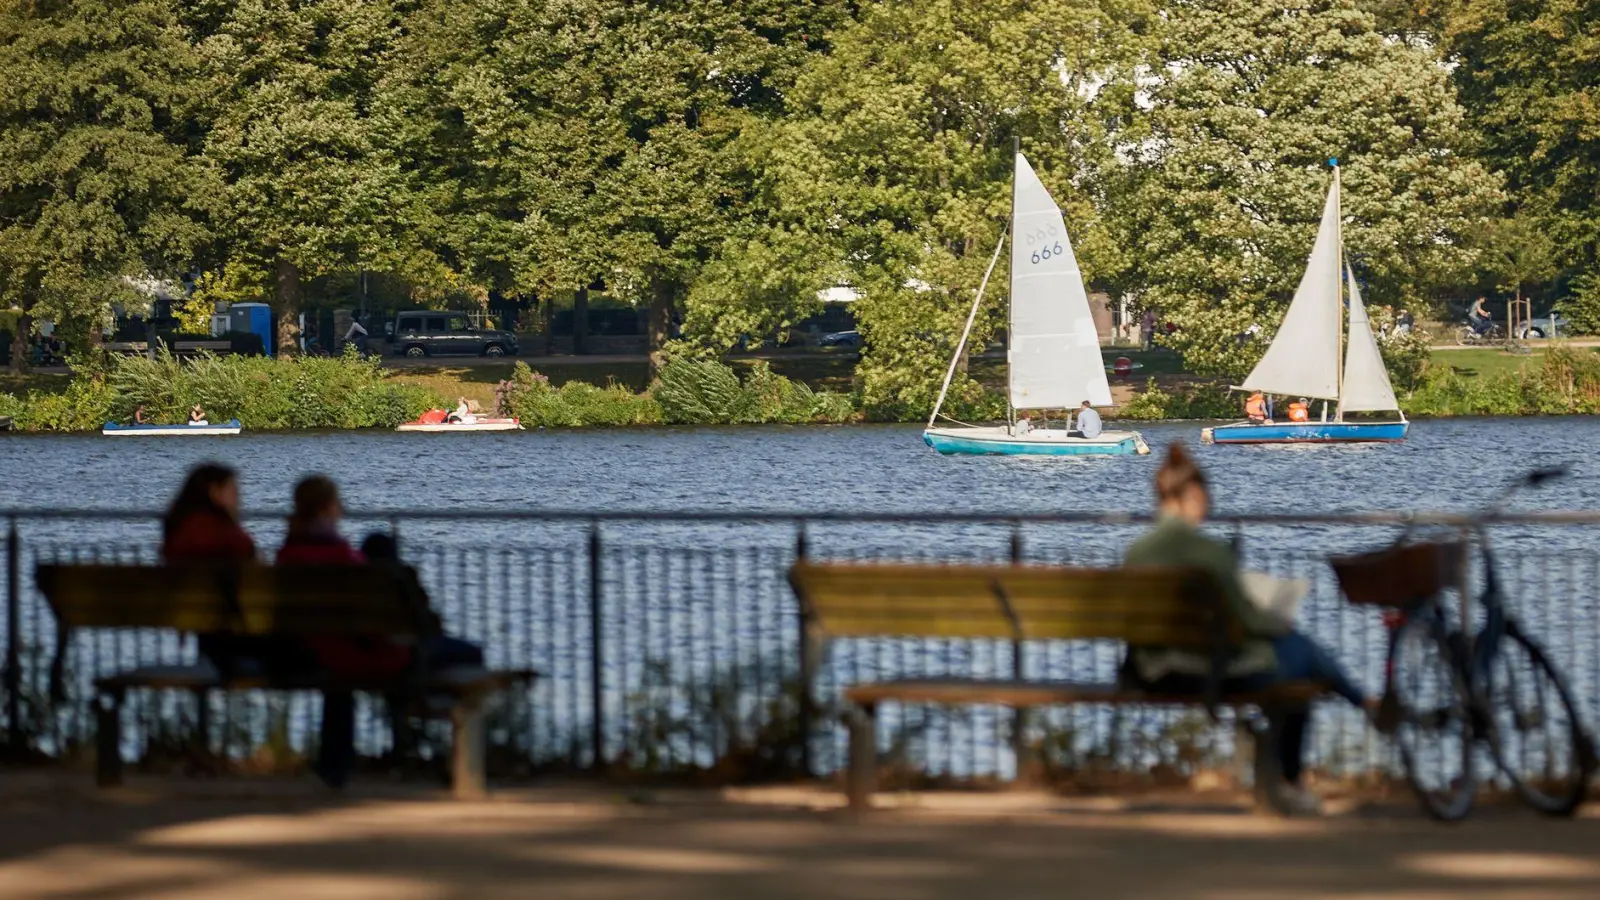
{"left": 1070, "top": 401, "right": 1102, "bottom": 439}
{"left": 1244, "top": 391, "right": 1268, "bottom": 425}
{"left": 446, "top": 397, "right": 477, "bottom": 425}
{"left": 1013, "top": 417, "right": 1032, "bottom": 436}
{"left": 188, "top": 404, "right": 208, "bottom": 426}
{"left": 133, "top": 405, "right": 148, "bottom": 425}
{"left": 1287, "top": 398, "right": 1310, "bottom": 423}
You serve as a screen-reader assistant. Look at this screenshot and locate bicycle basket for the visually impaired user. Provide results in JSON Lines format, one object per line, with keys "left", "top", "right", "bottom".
{"left": 1329, "top": 541, "right": 1466, "bottom": 608}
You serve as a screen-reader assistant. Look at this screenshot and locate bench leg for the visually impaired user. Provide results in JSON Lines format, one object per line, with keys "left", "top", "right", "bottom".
{"left": 846, "top": 703, "right": 878, "bottom": 812}
{"left": 95, "top": 688, "right": 125, "bottom": 788}
{"left": 450, "top": 696, "right": 488, "bottom": 800}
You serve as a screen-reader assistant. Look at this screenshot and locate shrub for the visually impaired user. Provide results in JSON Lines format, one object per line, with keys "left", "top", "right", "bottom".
{"left": 1556, "top": 274, "right": 1600, "bottom": 337}
{"left": 506, "top": 362, "right": 661, "bottom": 427}
{"left": 1117, "top": 378, "right": 1237, "bottom": 420}
{"left": 653, "top": 359, "right": 857, "bottom": 425}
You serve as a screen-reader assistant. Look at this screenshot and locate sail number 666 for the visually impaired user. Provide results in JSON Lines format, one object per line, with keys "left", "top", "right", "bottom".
{"left": 1031, "top": 242, "right": 1064, "bottom": 265}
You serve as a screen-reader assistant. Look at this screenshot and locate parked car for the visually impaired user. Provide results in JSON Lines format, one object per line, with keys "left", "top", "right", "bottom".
{"left": 817, "top": 330, "right": 861, "bottom": 348}
{"left": 1516, "top": 314, "right": 1569, "bottom": 340}
{"left": 388, "top": 311, "right": 518, "bottom": 358}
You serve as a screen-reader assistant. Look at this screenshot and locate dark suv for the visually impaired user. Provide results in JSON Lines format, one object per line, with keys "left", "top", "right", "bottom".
{"left": 388, "top": 311, "right": 518, "bottom": 358}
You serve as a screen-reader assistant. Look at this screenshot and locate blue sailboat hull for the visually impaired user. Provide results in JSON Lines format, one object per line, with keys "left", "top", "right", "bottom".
{"left": 1203, "top": 420, "right": 1408, "bottom": 444}
{"left": 923, "top": 426, "right": 1149, "bottom": 456}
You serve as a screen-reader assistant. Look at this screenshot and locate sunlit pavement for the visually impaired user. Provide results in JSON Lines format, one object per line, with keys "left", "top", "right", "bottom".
{"left": 2, "top": 774, "right": 1598, "bottom": 899}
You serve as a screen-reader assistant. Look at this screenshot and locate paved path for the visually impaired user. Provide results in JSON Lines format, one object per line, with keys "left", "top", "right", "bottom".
{"left": 2, "top": 776, "right": 1598, "bottom": 899}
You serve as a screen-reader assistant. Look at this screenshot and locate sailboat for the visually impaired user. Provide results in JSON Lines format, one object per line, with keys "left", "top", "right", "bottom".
{"left": 1201, "top": 162, "right": 1408, "bottom": 445}
{"left": 923, "top": 151, "right": 1149, "bottom": 457}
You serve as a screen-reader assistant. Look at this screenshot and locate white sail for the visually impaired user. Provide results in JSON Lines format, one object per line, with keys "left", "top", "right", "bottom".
{"left": 1008, "top": 153, "right": 1111, "bottom": 409}
{"left": 1239, "top": 179, "right": 1343, "bottom": 401}
{"left": 1340, "top": 265, "right": 1400, "bottom": 412}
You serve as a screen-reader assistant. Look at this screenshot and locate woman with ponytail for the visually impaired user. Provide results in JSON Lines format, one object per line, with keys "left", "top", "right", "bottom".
{"left": 1125, "top": 443, "right": 1372, "bottom": 815}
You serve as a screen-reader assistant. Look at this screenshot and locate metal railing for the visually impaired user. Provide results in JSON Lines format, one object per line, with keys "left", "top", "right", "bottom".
{"left": 3, "top": 507, "right": 1598, "bottom": 786}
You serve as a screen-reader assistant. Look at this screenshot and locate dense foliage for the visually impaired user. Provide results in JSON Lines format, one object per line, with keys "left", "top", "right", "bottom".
{"left": 0, "top": 349, "right": 436, "bottom": 430}
{"left": 2, "top": 0, "right": 1597, "bottom": 416}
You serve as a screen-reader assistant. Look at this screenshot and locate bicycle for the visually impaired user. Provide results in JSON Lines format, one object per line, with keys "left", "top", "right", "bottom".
{"left": 1332, "top": 466, "right": 1597, "bottom": 821}
{"left": 1455, "top": 322, "right": 1504, "bottom": 347}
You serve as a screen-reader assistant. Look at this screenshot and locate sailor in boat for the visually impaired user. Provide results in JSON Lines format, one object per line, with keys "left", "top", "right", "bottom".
{"left": 1070, "top": 401, "right": 1102, "bottom": 439}
{"left": 1013, "top": 417, "right": 1032, "bottom": 436}
{"left": 447, "top": 397, "right": 478, "bottom": 425}
{"left": 1287, "top": 398, "right": 1310, "bottom": 423}
{"left": 1244, "top": 391, "right": 1268, "bottom": 425}
{"left": 133, "top": 405, "right": 148, "bottom": 425}
{"left": 188, "top": 404, "right": 209, "bottom": 427}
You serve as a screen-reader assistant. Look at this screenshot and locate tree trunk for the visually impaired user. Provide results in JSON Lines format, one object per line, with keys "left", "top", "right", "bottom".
{"left": 572, "top": 286, "right": 589, "bottom": 356}
{"left": 274, "top": 257, "right": 302, "bottom": 357}
{"left": 7, "top": 311, "right": 31, "bottom": 375}
{"left": 647, "top": 272, "right": 673, "bottom": 379}
{"left": 541, "top": 293, "right": 554, "bottom": 356}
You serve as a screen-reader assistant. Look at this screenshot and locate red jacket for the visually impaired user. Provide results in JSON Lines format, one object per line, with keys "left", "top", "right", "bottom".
{"left": 163, "top": 511, "right": 256, "bottom": 561}
{"left": 277, "top": 531, "right": 413, "bottom": 680}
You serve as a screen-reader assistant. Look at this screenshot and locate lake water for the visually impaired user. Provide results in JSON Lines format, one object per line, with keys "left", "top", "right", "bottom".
{"left": 4, "top": 418, "right": 1597, "bottom": 777}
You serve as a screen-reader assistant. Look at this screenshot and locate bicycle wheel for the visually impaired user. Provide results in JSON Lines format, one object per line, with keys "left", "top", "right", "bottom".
{"left": 1456, "top": 326, "right": 1476, "bottom": 346}
{"left": 1389, "top": 611, "right": 1478, "bottom": 821}
{"left": 1484, "top": 626, "right": 1595, "bottom": 817}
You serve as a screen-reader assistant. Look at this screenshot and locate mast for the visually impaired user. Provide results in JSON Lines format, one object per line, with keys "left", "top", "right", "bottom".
{"left": 1332, "top": 159, "right": 1345, "bottom": 423}
{"left": 1006, "top": 136, "right": 1019, "bottom": 427}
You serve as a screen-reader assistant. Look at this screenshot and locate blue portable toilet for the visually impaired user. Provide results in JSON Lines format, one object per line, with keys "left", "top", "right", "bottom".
{"left": 227, "top": 303, "right": 273, "bottom": 356}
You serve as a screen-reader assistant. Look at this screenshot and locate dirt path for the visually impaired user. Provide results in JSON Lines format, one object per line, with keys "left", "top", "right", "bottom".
{"left": 2, "top": 776, "right": 1598, "bottom": 899}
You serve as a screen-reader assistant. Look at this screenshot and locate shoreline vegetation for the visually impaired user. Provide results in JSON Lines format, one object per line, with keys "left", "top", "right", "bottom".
{"left": 0, "top": 345, "right": 1597, "bottom": 434}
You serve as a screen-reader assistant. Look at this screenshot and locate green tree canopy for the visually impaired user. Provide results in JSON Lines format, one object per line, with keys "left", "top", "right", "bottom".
{"left": 1113, "top": 0, "right": 1501, "bottom": 376}
{"left": 742, "top": 0, "right": 1150, "bottom": 414}
{"left": 0, "top": 0, "right": 216, "bottom": 369}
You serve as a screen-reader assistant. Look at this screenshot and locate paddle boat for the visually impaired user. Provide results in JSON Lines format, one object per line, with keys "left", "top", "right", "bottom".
{"left": 397, "top": 408, "right": 522, "bottom": 432}
{"left": 102, "top": 419, "right": 243, "bottom": 436}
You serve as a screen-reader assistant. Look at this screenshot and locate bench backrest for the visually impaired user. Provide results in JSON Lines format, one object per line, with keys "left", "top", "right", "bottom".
{"left": 35, "top": 564, "right": 439, "bottom": 637}
{"left": 788, "top": 562, "right": 1236, "bottom": 648}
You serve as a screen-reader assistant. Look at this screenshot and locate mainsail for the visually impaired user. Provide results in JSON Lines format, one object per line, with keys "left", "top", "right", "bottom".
{"left": 1239, "top": 179, "right": 1343, "bottom": 401}
{"left": 1340, "top": 265, "right": 1400, "bottom": 412}
{"left": 1008, "top": 153, "right": 1112, "bottom": 409}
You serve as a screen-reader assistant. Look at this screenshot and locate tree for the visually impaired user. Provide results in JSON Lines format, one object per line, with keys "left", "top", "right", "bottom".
{"left": 0, "top": 0, "right": 215, "bottom": 371}
{"left": 383, "top": 0, "right": 849, "bottom": 375}
{"left": 189, "top": 0, "right": 426, "bottom": 355}
{"left": 749, "top": 0, "right": 1150, "bottom": 414}
{"left": 1111, "top": 0, "right": 1502, "bottom": 377}
{"left": 1478, "top": 211, "right": 1559, "bottom": 312}
{"left": 1441, "top": 0, "right": 1600, "bottom": 289}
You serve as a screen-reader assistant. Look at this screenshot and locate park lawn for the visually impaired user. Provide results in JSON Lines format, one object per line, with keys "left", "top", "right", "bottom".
{"left": 0, "top": 371, "right": 71, "bottom": 396}
{"left": 1428, "top": 347, "right": 1553, "bottom": 379}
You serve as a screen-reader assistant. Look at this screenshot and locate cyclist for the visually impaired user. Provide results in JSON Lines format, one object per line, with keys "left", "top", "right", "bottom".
{"left": 1468, "top": 295, "right": 1492, "bottom": 336}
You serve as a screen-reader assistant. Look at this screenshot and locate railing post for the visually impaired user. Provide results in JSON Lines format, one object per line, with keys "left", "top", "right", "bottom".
{"left": 588, "top": 521, "right": 605, "bottom": 773}
{"left": 1009, "top": 521, "right": 1029, "bottom": 781}
{"left": 795, "top": 521, "right": 812, "bottom": 779}
{"left": 4, "top": 515, "right": 20, "bottom": 758}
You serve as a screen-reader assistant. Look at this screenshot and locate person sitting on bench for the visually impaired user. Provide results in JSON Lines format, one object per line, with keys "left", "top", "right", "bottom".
{"left": 1123, "top": 443, "right": 1374, "bottom": 816}
{"left": 163, "top": 464, "right": 315, "bottom": 681}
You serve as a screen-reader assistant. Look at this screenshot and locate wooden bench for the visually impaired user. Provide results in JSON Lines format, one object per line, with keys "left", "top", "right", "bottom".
{"left": 36, "top": 563, "right": 537, "bottom": 798}
{"left": 789, "top": 561, "right": 1325, "bottom": 813}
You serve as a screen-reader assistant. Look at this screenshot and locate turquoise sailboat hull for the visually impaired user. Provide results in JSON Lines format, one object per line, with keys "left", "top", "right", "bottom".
{"left": 1202, "top": 420, "right": 1408, "bottom": 444}
{"left": 924, "top": 426, "right": 1149, "bottom": 456}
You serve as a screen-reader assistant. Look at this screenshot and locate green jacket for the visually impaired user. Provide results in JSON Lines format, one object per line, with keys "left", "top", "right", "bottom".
{"left": 1122, "top": 515, "right": 1283, "bottom": 683}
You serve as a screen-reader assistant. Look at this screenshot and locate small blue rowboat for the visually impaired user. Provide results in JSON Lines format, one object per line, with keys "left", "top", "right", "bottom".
{"left": 1201, "top": 420, "right": 1407, "bottom": 445}
{"left": 102, "top": 419, "right": 243, "bottom": 436}
{"left": 924, "top": 426, "right": 1150, "bottom": 456}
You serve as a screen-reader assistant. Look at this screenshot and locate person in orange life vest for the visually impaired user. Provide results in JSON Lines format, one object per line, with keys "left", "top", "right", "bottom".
{"left": 1288, "top": 398, "right": 1310, "bottom": 422}
{"left": 1244, "top": 391, "right": 1268, "bottom": 424}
